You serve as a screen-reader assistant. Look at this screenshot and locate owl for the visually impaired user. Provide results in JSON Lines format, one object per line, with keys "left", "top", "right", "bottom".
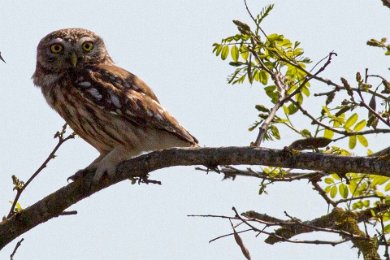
{"left": 33, "top": 28, "right": 198, "bottom": 182}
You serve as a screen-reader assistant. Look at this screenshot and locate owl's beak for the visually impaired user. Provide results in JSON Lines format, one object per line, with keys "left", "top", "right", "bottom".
{"left": 70, "top": 52, "right": 78, "bottom": 67}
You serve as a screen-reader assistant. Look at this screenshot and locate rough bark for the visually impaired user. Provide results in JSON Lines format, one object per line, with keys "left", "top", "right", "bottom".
{"left": 1, "top": 146, "right": 390, "bottom": 250}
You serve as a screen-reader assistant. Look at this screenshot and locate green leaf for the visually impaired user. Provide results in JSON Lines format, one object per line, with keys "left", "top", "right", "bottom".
{"left": 257, "top": 4, "right": 274, "bottom": 25}
{"left": 385, "top": 182, "right": 390, "bottom": 191}
{"left": 300, "top": 129, "right": 312, "bottom": 138}
{"left": 296, "top": 93, "right": 303, "bottom": 105}
{"left": 231, "top": 45, "right": 239, "bottom": 62}
{"left": 357, "top": 135, "right": 368, "bottom": 147}
{"left": 331, "top": 173, "right": 341, "bottom": 180}
{"left": 324, "top": 178, "right": 334, "bottom": 184}
{"left": 301, "top": 85, "right": 310, "bottom": 97}
{"left": 345, "top": 113, "right": 358, "bottom": 129}
{"left": 287, "top": 103, "right": 298, "bottom": 115}
{"left": 255, "top": 104, "right": 270, "bottom": 112}
{"left": 348, "top": 180, "right": 357, "bottom": 194}
{"left": 339, "top": 183, "right": 349, "bottom": 199}
{"left": 259, "top": 70, "right": 268, "bottom": 85}
{"left": 221, "top": 45, "right": 229, "bottom": 60}
{"left": 372, "top": 176, "right": 390, "bottom": 186}
{"left": 375, "top": 190, "right": 384, "bottom": 197}
{"left": 270, "top": 125, "right": 280, "bottom": 140}
{"left": 349, "top": 135, "right": 357, "bottom": 149}
{"left": 324, "top": 128, "right": 334, "bottom": 139}
{"left": 240, "top": 45, "right": 249, "bottom": 61}
{"left": 322, "top": 106, "right": 331, "bottom": 117}
{"left": 384, "top": 224, "right": 390, "bottom": 234}
{"left": 212, "top": 43, "right": 222, "bottom": 55}
{"left": 353, "top": 120, "right": 366, "bottom": 132}
{"left": 330, "top": 185, "right": 337, "bottom": 198}
{"left": 229, "top": 61, "right": 244, "bottom": 67}
{"left": 353, "top": 201, "right": 363, "bottom": 209}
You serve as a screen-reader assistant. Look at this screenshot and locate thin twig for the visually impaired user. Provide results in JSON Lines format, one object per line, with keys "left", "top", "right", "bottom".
{"left": 380, "top": 216, "right": 390, "bottom": 260}
{"left": 59, "top": 210, "right": 78, "bottom": 216}
{"left": 10, "top": 238, "right": 24, "bottom": 260}
{"left": 7, "top": 124, "right": 75, "bottom": 218}
{"left": 334, "top": 195, "right": 383, "bottom": 206}
{"left": 356, "top": 87, "right": 390, "bottom": 127}
{"left": 311, "top": 180, "right": 336, "bottom": 207}
{"left": 198, "top": 165, "right": 325, "bottom": 182}
{"left": 282, "top": 52, "right": 337, "bottom": 103}
{"left": 243, "top": 0, "right": 268, "bottom": 38}
{"left": 253, "top": 73, "right": 287, "bottom": 146}
{"left": 0, "top": 51, "right": 5, "bottom": 63}
{"left": 188, "top": 214, "right": 237, "bottom": 220}
{"left": 314, "top": 86, "right": 388, "bottom": 100}
{"left": 209, "top": 229, "right": 253, "bottom": 243}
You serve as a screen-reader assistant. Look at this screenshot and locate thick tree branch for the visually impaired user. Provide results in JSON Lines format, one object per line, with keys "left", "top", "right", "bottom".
{"left": 1, "top": 146, "right": 390, "bottom": 250}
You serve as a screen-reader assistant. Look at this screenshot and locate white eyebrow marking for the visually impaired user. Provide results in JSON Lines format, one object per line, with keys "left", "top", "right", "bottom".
{"left": 48, "top": 38, "right": 64, "bottom": 45}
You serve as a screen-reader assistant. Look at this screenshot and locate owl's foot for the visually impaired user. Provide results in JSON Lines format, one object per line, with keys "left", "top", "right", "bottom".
{"left": 91, "top": 147, "right": 132, "bottom": 184}
{"left": 92, "top": 161, "right": 117, "bottom": 183}
{"left": 67, "top": 147, "right": 133, "bottom": 184}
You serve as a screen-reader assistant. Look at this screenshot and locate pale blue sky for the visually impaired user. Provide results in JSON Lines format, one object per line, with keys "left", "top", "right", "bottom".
{"left": 0, "top": 1, "right": 389, "bottom": 259}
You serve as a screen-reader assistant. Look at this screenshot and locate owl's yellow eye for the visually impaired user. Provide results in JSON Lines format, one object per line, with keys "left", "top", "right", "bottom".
{"left": 82, "top": 41, "right": 94, "bottom": 52}
{"left": 50, "top": 43, "right": 63, "bottom": 54}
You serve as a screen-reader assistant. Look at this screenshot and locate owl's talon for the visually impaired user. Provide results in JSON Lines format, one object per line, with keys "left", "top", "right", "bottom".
{"left": 67, "top": 168, "right": 91, "bottom": 182}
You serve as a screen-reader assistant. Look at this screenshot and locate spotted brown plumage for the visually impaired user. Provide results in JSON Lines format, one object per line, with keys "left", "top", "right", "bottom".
{"left": 33, "top": 28, "right": 198, "bottom": 182}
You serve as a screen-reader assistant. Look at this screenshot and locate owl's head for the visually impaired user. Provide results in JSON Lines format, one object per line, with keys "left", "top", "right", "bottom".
{"left": 35, "top": 28, "right": 113, "bottom": 73}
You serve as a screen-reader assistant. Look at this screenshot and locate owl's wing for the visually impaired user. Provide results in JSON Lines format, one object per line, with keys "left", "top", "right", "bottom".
{"left": 72, "top": 64, "right": 198, "bottom": 145}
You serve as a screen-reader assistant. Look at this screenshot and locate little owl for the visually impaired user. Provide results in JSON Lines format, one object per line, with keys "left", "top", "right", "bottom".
{"left": 33, "top": 28, "right": 198, "bottom": 182}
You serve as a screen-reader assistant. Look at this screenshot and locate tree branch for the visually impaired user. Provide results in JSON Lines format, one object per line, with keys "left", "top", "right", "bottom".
{"left": 1, "top": 146, "right": 390, "bottom": 250}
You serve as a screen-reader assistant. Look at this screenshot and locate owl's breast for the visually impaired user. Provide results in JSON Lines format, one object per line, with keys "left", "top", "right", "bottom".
{"left": 43, "top": 77, "right": 128, "bottom": 153}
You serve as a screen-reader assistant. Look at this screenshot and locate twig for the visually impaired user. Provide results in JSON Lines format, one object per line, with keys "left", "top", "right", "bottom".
{"left": 311, "top": 180, "right": 336, "bottom": 207}
{"left": 10, "top": 238, "right": 24, "bottom": 260}
{"left": 315, "top": 86, "right": 388, "bottom": 100}
{"left": 253, "top": 73, "right": 287, "bottom": 146}
{"left": 7, "top": 124, "right": 75, "bottom": 218}
{"left": 282, "top": 52, "right": 337, "bottom": 103}
{"left": 59, "top": 210, "right": 78, "bottom": 216}
{"left": 379, "top": 217, "right": 390, "bottom": 260}
{"left": 209, "top": 229, "right": 253, "bottom": 243}
{"left": 356, "top": 87, "right": 390, "bottom": 127}
{"left": 198, "top": 165, "right": 325, "bottom": 182}
{"left": 243, "top": 0, "right": 268, "bottom": 38}
{"left": 187, "top": 213, "right": 237, "bottom": 220}
{"left": 0, "top": 51, "right": 5, "bottom": 63}
{"left": 334, "top": 195, "right": 383, "bottom": 206}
